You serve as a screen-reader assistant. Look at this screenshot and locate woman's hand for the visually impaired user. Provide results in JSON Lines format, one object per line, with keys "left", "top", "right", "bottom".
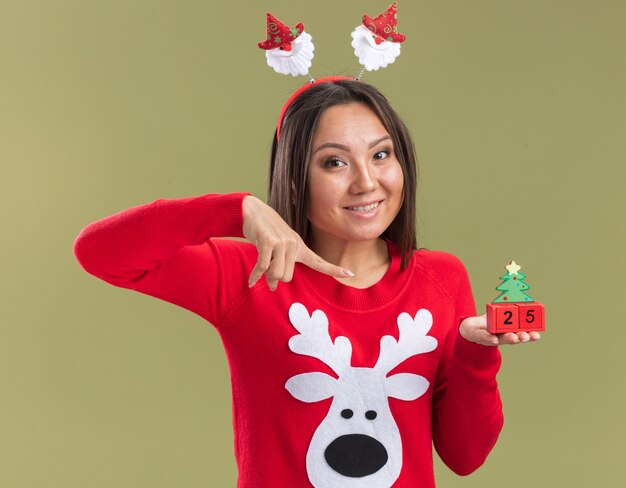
{"left": 459, "top": 314, "right": 541, "bottom": 346}
{"left": 242, "top": 195, "right": 354, "bottom": 291}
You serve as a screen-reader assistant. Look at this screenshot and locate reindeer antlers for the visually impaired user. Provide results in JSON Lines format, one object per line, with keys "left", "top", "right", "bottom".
{"left": 374, "top": 309, "right": 438, "bottom": 374}
{"left": 288, "top": 303, "right": 352, "bottom": 376}
{"left": 288, "top": 303, "right": 438, "bottom": 377}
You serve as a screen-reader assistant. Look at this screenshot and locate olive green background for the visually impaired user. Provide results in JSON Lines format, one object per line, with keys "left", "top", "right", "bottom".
{"left": 1, "top": 0, "right": 624, "bottom": 486}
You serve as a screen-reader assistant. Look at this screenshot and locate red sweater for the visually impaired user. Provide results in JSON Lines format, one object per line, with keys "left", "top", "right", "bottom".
{"left": 73, "top": 192, "right": 504, "bottom": 487}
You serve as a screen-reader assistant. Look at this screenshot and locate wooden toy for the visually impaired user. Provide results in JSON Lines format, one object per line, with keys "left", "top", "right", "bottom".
{"left": 486, "top": 260, "right": 545, "bottom": 333}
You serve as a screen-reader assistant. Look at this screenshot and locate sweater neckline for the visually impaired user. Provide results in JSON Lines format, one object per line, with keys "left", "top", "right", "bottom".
{"left": 296, "top": 237, "right": 413, "bottom": 312}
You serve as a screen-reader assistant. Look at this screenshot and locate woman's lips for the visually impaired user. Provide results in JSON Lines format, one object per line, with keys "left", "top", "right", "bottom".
{"left": 343, "top": 200, "right": 383, "bottom": 218}
{"left": 343, "top": 199, "right": 383, "bottom": 209}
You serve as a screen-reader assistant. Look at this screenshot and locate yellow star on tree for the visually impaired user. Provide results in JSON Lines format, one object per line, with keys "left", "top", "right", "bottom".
{"left": 505, "top": 260, "right": 521, "bottom": 275}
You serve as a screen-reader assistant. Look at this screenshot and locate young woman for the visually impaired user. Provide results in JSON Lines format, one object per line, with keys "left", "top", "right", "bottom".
{"left": 74, "top": 78, "right": 540, "bottom": 487}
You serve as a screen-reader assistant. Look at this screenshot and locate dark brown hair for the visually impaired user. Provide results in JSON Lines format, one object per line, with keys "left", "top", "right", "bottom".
{"left": 267, "top": 79, "right": 420, "bottom": 270}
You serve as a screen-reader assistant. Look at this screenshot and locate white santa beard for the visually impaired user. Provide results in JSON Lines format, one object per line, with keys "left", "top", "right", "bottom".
{"left": 351, "top": 25, "right": 401, "bottom": 71}
{"left": 265, "top": 31, "right": 315, "bottom": 77}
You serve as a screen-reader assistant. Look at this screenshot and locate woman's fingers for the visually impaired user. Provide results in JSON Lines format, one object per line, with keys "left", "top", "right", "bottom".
{"left": 248, "top": 244, "right": 274, "bottom": 288}
{"left": 512, "top": 331, "right": 541, "bottom": 342}
{"left": 265, "top": 243, "right": 286, "bottom": 291}
{"left": 496, "top": 330, "right": 542, "bottom": 345}
{"left": 248, "top": 239, "right": 298, "bottom": 291}
{"left": 282, "top": 240, "right": 297, "bottom": 283}
{"left": 498, "top": 332, "right": 521, "bottom": 345}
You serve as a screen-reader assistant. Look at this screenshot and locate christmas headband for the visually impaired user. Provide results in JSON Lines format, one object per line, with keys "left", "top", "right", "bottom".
{"left": 257, "top": 2, "right": 406, "bottom": 139}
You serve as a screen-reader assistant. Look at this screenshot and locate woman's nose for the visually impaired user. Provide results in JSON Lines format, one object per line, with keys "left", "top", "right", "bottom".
{"left": 351, "top": 163, "right": 378, "bottom": 193}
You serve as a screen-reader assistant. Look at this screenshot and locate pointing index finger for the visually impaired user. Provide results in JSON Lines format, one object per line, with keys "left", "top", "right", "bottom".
{"left": 301, "top": 248, "right": 354, "bottom": 278}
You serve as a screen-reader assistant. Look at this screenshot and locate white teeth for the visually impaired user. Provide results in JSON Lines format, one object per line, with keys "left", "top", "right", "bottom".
{"left": 346, "top": 201, "right": 380, "bottom": 212}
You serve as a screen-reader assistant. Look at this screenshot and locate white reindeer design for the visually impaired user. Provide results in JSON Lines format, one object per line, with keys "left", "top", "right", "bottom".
{"left": 285, "top": 302, "right": 438, "bottom": 487}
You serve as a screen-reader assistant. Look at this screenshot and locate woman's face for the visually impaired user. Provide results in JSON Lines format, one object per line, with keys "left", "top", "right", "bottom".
{"left": 305, "top": 102, "right": 405, "bottom": 244}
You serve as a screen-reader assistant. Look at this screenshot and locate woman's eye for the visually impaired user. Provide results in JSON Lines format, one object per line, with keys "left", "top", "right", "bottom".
{"left": 325, "top": 158, "right": 345, "bottom": 168}
{"left": 374, "top": 149, "right": 390, "bottom": 160}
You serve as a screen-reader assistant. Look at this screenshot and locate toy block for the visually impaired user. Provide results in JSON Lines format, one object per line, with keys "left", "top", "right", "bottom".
{"left": 487, "top": 260, "right": 546, "bottom": 335}
{"left": 515, "top": 302, "right": 545, "bottom": 332}
{"left": 486, "top": 303, "right": 519, "bottom": 334}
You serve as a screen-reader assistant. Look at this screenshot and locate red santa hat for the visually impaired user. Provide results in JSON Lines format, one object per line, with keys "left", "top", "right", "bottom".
{"left": 258, "top": 12, "right": 304, "bottom": 52}
{"left": 362, "top": 2, "right": 406, "bottom": 44}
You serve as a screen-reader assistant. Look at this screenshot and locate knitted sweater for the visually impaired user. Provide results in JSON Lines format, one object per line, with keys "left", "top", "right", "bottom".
{"left": 73, "top": 192, "right": 504, "bottom": 488}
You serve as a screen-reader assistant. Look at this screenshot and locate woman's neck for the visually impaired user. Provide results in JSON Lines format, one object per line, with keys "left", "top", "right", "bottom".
{"left": 307, "top": 233, "right": 390, "bottom": 278}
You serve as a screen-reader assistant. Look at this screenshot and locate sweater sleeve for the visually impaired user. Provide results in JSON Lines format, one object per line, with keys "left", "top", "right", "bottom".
{"left": 431, "top": 257, "right": 504, "bottom": 476}
{"left": 72, "top": 192, "right": 252, "bottom": 327}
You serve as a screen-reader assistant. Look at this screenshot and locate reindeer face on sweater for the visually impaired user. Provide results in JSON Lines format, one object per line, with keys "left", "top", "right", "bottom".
{"left": 285, "top": 302, "right": 438, "bottom": 487}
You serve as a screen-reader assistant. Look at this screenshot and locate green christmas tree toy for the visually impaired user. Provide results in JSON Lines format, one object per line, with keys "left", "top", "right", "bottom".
{"left": 486, "top": 260, "right": 545, "bottom": 333}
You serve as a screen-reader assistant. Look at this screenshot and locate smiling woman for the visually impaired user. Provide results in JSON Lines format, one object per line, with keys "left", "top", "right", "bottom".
{"left": 74, "top": 75, "right": 534, "bottom": 488}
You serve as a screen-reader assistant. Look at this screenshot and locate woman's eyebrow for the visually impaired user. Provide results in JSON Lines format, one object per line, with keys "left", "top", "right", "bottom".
{"left": 312, "top": 135, "right": 391, "bottom": 155}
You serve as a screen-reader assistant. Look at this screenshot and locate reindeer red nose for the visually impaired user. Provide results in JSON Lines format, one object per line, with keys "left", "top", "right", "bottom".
{"left": 324, "top": 434, "right": 388, "bottom": 477}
